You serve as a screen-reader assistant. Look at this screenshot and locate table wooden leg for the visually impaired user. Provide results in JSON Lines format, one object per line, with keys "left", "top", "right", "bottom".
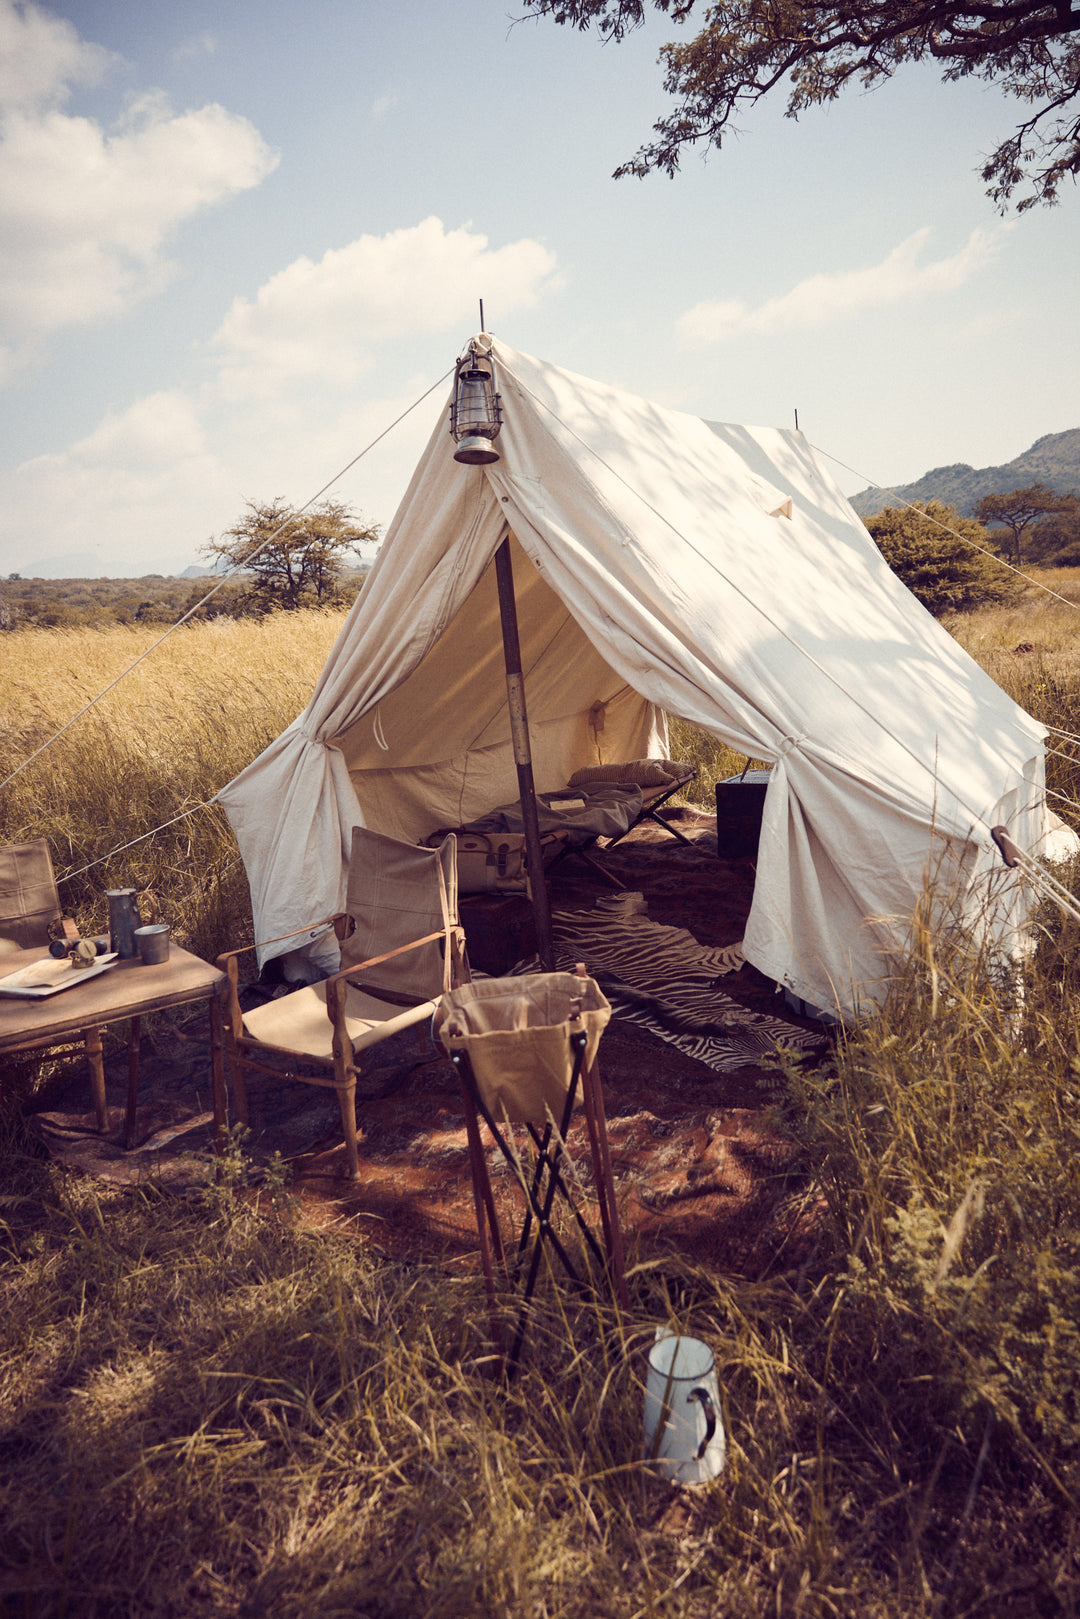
{"left": 209, "top": 989, "right": 227, "bottom": 1152}
{"left": 84, "top": 1024, "right": 108, "bottom": 1133}
{"left": 124, "top": 1015, "right": 141, "bottom": 1151}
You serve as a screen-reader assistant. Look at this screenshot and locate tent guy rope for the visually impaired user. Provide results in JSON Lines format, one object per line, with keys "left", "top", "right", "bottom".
{"left": 60, "top": 800, "right": 224, "bottom": 884}
{"left": 992, "top": 825, "right": 1080, "bottom": 925}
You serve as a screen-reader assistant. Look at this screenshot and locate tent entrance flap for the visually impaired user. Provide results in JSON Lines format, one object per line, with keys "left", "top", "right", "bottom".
{"left": 333, "top": 531, "right": 666, "bottom": 846}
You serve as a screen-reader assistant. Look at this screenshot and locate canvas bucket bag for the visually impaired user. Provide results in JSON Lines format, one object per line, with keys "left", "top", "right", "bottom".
{"left": 436, "top": 972, "right": 611, "bottom": 1125}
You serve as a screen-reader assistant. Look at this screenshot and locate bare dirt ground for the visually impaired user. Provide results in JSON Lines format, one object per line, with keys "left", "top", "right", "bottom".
{"left": 28, "top": 810, "right": 831, "bottom": 1281}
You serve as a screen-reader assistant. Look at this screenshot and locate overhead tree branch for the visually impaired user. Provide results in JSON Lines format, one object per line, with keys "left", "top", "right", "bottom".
{"left": 522, "top": 0, "right": 1080, "bottom": 207}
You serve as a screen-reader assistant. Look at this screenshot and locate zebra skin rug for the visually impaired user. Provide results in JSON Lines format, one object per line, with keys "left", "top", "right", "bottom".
{"left": 541, "top": 907, "right": 826, "bottom": 1074}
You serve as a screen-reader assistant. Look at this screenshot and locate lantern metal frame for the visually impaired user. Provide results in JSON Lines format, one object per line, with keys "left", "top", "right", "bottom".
{"left": 450, "top": 340, "right": 503, "bottom": 464}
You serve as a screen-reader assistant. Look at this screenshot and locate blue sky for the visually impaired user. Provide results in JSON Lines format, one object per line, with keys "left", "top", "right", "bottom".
{"left": 1, "top": 0, "right": 1078, "bottom": 577}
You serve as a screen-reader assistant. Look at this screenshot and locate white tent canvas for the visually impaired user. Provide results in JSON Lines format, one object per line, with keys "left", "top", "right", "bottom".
{"left": 217, "top": 336, "right": 1062, "bottom": 1018}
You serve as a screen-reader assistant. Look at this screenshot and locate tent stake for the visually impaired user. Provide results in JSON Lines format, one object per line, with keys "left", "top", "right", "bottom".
{"left": 494, "top": 534, "right": 555, "bottom": 972}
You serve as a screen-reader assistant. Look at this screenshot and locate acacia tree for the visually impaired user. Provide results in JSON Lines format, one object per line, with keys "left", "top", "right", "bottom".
{"left": 864, "top": 500, "right": 1016, "bottom": 614}
{"left": 523, "top": 0, "right": 1080, "bottom": 209}
{"left": 972, "top": 483, "right": 1080, "bottom": 565}
{"left": 201, "top": 499, "right": 379, "bottom": 613}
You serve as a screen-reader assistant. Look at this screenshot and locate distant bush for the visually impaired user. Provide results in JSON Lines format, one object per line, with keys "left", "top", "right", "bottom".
{"left": 865, "top": 501, "right": 1018, "bottom": 616}
{"left": 1026, "top": 503, "right": 1080, "bottom": 567}
{"left": 0, "top": 568, "right": 368, "bottom": 631}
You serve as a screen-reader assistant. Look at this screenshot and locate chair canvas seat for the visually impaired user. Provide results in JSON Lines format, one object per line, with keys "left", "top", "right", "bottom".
{"left": 241, "top": 980, "right": 438, "bottom": 1062}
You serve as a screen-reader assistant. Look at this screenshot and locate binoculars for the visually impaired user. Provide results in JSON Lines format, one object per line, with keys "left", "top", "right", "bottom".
{"left": 48, "top": 936, "right": 109, "bottom": 965}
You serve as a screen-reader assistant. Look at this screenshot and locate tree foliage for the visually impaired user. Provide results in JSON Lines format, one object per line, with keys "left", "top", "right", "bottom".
{"left": 1026, "top": 499, "right": 1080, "bottom": 563}
{"left": 523, "top": 0, "right": 1080, "bottom": 209}
{"left": 865, "top": 500, "right": 1017, "bottom": 614}
{"left": 973, "top": 482, "right": 1080, "bottom": 565}
{"left": 201, "top": 499, "right": 379, "bottom": 614}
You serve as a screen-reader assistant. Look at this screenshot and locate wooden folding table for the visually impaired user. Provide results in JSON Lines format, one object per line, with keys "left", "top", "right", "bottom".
{"left": 0, "top": 945, "right": 228, "bottom": 1151}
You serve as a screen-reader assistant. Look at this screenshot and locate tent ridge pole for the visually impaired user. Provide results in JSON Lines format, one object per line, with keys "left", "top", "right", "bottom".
{"left": 494, "top": 532, "right": 555, "bottom": 972}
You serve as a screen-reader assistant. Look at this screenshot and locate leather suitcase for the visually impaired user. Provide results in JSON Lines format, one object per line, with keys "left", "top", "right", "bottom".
{"left": 459, "top": 892, "right": 537, "bottom": 975}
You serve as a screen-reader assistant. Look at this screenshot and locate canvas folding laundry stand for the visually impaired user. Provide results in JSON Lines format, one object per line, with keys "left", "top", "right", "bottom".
{"left": 217, "top": 336, "right": 1072, "bottom": 1019}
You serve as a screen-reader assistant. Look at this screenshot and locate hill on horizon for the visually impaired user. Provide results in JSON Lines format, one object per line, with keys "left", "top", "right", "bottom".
{"left": 849, "top": 428, "right": 1080, "bottom": 517}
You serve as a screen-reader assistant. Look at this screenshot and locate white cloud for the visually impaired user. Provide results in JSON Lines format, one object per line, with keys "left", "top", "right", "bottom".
{"left": 211, "top": 216, "right": 560, "bottom": 396}
{"left": 676, "top": 226, "right": 1008, "bottom": 346}
{"left": 172, "top": 32, "right": 218, "bottom": 65}
{"left": 4, "top": 375, "right": 442, "bottom": 575}
{"left": 43, "top": 390, "right": 209, "bottom": 467}
{"left": 370, "top": 91, "right": 398, "bottom": 122}
{"left": 3, "top": 219, "right": 562, "bottom": 575}
{"left": 10, "top": 392, "right": 219, "bottom": 574}
{"left": 0, "top": 0, "right": 114, "bottom": 113}
{"left": 0, "top": 0, "right": 277, "bottom": 374}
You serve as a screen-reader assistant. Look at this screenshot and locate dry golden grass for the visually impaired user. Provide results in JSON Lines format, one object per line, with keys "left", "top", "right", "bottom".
{"left": 944, "top": 568, "right": 1080, "bottom": 690}
{"left": 0, "top": 612, "right": 344, "bottom": 960}
{"left": 941, "top": 572, "right": 1080, "bottom": 823}
{"left": 666, "top": 720, "right": 771, "bottom": 810}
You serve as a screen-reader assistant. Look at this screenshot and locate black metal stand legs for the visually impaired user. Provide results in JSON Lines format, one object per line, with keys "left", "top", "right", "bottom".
{"left": 451, "top": 1031, "right": 627, "bottom": 1375}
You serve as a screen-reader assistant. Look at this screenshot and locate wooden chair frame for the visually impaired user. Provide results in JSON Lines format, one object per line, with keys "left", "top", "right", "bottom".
{"left": 217, "top": 913, "right": 468, "bottom": 1181}
{"left": 1, "top": 838, "right": 104, "bottom": 1125}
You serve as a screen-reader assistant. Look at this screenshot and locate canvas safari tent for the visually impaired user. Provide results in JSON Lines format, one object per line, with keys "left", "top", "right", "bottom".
{"left": 217, "top": 335, "right": 1068, "bottom": 1020}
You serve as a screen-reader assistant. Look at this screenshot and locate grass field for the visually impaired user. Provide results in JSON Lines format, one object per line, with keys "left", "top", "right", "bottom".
{"left": 1, "top": 584, "right": 1079, "bottom": 1617}
{"left": 0, "top": 613, "right": 343, "bottom": 964}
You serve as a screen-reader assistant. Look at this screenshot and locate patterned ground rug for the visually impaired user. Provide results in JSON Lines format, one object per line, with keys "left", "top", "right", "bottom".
{"left": 23, "top": 809, "right": 835, "bottom": 1279}
{"left": 545, "top": 907, "right": 825, "bottom": 1074}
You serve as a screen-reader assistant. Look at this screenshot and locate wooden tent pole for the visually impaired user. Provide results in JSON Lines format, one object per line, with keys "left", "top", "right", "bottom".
{"left": 494, "top": 534, "right": 555, "bottom": 972}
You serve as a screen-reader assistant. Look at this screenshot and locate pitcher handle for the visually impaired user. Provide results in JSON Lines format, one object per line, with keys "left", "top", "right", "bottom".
{"left": 688, "top": 1387, "right": 717, "bottom": 1459}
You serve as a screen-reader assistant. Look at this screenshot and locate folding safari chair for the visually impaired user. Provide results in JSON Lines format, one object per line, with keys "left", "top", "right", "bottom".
{"left": 0, "top": 838, "right": 108, "bottom": 1127}
{"left": 437, "top": 966, "right": 627, "bottom": 1374}
{"left": 218, "top": 826, "right": 466, "bottom": 1180}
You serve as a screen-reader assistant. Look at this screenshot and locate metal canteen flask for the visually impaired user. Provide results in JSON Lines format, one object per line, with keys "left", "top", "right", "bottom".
{"left": 106, "top": 889, "right": 144, "bottom": 959}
